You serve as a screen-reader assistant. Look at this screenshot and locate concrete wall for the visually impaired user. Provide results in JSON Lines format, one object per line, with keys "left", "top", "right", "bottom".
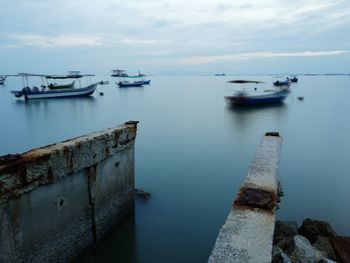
{"left": 208, "top": 133, "right": 283, "bottom": 263}
{"left": 0, "top": 121, "right": 138, "bottom": 262}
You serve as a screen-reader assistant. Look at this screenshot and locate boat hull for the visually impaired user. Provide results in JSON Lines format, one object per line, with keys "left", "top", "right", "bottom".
{"left": 273, "top": 80, "right": 291, "bottom": 86}
{"left": 117, "top": 81, "right": 143, "bottom": 88}
{"left": 225, "top": 89, "right": 290, "bottom": 106}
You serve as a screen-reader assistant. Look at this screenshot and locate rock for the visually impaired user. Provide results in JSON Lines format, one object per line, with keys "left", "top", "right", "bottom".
{"left": 313, "top": 236, "right": 336, "bottom": 260}
{"left": 272, "top": 246, "right": 292, "bottom": 263}
{"left": 330, "top": 236, "right": 350, "bottom": 263}
{"left": 316, "top": 259, "right": 337, "bottom": 263}
{"left": 285, "top": 235, "right": 325, "bottom": 263}
{"left": 273, "top": 221, "right": 298, "bottom": 249}
{"left": 298, "top": 218, "right": 337, "bottom": 244}
{"left": 135, "top": 188, "right": 151, "bottom": 199}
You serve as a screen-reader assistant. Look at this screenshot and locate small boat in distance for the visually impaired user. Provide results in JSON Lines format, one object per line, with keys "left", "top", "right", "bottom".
{"left": 48, "top": 81, "right": 75, "bottom": 90}
{"left": 111, "top": 69, "right": 129, "bottom": 77}
{"left": 117, "top": 80, "right": 144, "bottom": 88}
{"left": 290, "top": 76, "right": 298, "bottom": 82}
{"left": 111, "top": 69, "right": 147, "bottom": 78}
{"left": 215, "top": 73, "right": 226, "bottom": 76}
{"left": 0, "top": 76, "right": 7, "bottom": 85}
{"left": 224, "top": 80, "right": 290, "bottom": 106}
{"left": 0, "top": 75, "right": 19, "bottom": 85}
{"left": 273, "top": 78, "right": 291, "bottom": 86}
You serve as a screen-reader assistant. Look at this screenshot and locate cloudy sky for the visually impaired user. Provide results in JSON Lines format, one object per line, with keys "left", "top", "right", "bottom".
{"left": 1, "top": 0, "right": 350, "bottom": 75}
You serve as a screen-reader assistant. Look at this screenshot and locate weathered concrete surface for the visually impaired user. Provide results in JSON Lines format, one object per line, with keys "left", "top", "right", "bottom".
{"left": 0, "top": 121, "right": 138, "bottom": 262}
{"left": 208, "top": 133, "right": 282, "bottom": 263}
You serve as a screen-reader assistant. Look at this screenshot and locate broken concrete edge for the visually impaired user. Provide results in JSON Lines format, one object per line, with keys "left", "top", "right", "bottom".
{"left": 233, "top": 187, "right": 277, "bottom": 213}
{"left": 0, "top": 121, "right": 138, "bottom": 203}
{"left": 208, "top": 134, "right": 283, "bottom": 263}
{"left": 233, "top": 135, "right": 283, "bottom": 211}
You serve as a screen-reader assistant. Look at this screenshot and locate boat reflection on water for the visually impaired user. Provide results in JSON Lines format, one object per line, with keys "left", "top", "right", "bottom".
{"left": 15, "top": 95, "right": 96, "bottom": 105}
{"left": 224, "top": 102, "right": 289, "bottom": 136}
{"left": 15, "top": 96, "right": 97, "bottom": 123}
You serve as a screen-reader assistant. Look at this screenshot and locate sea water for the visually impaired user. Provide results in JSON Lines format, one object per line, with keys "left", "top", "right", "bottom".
{"left": 1, "top": 75, "right": 349, "bottom": 262}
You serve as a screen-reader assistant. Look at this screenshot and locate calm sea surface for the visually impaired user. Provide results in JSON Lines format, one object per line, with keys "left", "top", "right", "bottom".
{"left": 1, "top": 75, "right": 349, "bottom": 262}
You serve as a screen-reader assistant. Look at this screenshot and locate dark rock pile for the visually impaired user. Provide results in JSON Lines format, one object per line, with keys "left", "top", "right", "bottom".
{"left": 272, "top": 218, "right": 350, "bottom": 263}
{"left": 135, "top": 188, "right": 151, "bottom": 199}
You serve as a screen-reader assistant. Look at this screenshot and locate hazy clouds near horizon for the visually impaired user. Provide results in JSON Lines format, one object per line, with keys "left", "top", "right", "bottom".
{"left": 1, "top": 0, "right": 350, "bottom": 74}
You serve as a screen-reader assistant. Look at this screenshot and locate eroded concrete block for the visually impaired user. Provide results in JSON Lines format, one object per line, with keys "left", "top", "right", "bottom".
{"left": 0, "top": 122, "right": 138, "bottom": 262}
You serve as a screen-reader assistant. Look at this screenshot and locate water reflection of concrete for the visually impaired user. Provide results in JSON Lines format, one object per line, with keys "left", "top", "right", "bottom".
{"left": 78, "top": 216, "right": 138, "bottom": 262}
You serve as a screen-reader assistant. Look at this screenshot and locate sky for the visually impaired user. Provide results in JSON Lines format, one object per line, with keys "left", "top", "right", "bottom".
{"left": 1, "top": 0, "right": 350, "bottom": 75}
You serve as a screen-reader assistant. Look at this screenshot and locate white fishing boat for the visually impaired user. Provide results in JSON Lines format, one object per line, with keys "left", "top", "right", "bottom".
{"left": 11, "top": 73, "right": 98, "bottom": 100}
{"left": 224, "top": 80, "right": 290, "bottom": 106}
{"left": 111, "top": 69, "right": 128, "bottom": 77}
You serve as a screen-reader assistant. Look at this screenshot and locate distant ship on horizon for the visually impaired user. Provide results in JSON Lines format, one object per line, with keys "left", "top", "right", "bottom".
{"left": 215, "top": 73, "right": 226, "bottom": 76}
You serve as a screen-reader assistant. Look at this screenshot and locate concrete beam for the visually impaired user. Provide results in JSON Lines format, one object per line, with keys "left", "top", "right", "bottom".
{"left": 208, "top": 133, "right": 283, "bottom": 263}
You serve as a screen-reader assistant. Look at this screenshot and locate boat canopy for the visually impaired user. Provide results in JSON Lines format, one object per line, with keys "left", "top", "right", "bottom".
{"left": 227, "top": 80, "right": 264, "bottom": 84}
{"left": 17, "top": 72, "right": 94, "bottom": 79}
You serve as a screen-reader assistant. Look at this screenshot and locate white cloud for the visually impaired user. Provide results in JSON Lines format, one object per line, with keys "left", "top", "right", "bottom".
{"left": 1, "top": 0, "right": 350, "bottom": 72}
{"left": 148, "top": 50, "right": 349, "bottom": 65}
{"left": 5, "top": 34, "right": 173, "bottom": 47}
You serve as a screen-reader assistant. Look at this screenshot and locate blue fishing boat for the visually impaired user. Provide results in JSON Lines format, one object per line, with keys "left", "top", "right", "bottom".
{"left": 117, "top": 80, "right": 144, "bottom": 88}
{"left": 224, "top": 80, "right": 290, "bottom": 106}
{"left": 273, "top": 78, "right": 291, "bottom": 86}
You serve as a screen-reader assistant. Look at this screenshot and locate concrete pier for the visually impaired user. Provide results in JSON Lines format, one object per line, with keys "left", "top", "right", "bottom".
{"left": 0, "top": 121, "right": 138, "bottom": 262}
{"left": 208, "top": 133, "right": 283, "bottom": 263}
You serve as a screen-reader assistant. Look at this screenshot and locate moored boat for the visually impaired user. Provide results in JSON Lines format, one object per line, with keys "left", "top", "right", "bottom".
{"left": 117, "top": 80, "right": 144, "bottom": 88}
{"left": 0, "top": 76, "right": 7, "bottom": 85}
{"left": 224, "top": 80, "right": 290, "bottom": 106}
{"left": 225, "top": 89, "right": 290, "bottom": 106}
{"left": 111, "top": 69, "right": 128, "bottom": 77}
{"left": 273, "top": 79, "right": 291, "bottom": 86}
{"left": 11, "top": 73, "right": 97, "bottom": 100}
{"left": 290, "top": 76, "right": 298, "bottom": 82}
{"left": 11, "top": 83, "right": 97, "bottom": 100}
{"left": 215, "top": 73, "right": 226, "bottom": 76}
